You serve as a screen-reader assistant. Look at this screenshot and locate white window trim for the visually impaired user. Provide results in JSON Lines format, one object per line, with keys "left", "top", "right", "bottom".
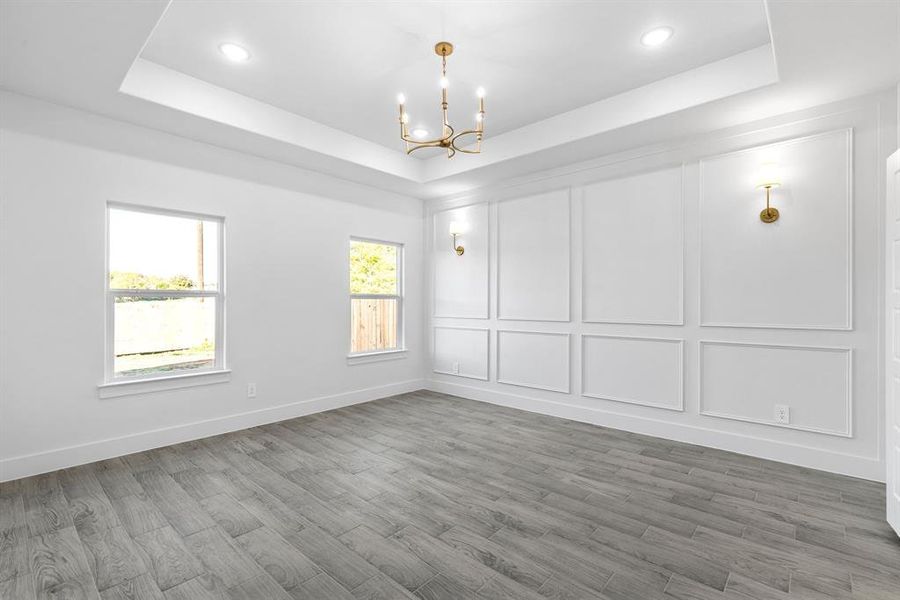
{"left": 346, "top": 349, "right": 408, "bottom": 365}
{"left": 101, "top": 202, "right": 227, "bottom": 392}
{"left": 98, "top": 369, "right": 232, "bottom": 399}
{"left": 348, "top": 237, "right": 405, "bottom": 361}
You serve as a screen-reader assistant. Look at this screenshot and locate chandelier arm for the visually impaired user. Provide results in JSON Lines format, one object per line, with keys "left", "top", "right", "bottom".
{"left": 405, "top": 141, "right": 444, "bottom": 155}
{"left": 452, "top": 146, "right": 481, "bottom": 155}
{"left": 450, "top": 130, "right": 483, "bottom": 154}
{"left": 401, "top": 123, "right": 455, "bottom": 146}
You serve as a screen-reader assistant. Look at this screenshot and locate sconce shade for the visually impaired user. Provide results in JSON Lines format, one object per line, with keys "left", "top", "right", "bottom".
{"left": 755, "top": 163, "right": 782, "bottom": 189}
{"left": 448, "top": 221, "right": 465, "bottom": 236}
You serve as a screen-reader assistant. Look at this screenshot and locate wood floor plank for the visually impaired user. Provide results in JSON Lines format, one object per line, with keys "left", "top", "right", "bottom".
{"left": 225, "top": 573, "right": 291, "bottom": 600}
{"left": 161, "top": 574, "right": 228, "bottom": 600}
{"left": 110, "top": 494, "right": 168, "bottom": 538}
{"left": 70, "top": 493, "right": 121, "bottom": 537}
{"left": 289, "top": 572, "right": 356, "bottom": 600}
{"left": 171, "top": 469, "right": 222, "bottom": 501}
{"left": 133, "top": 469, "right": 215, "bottom": 537}
{"left": 98, "top": 573, "right": 165, "bottom": 600}
{"left": 690, "top": 526, "right": 851, "bottom": 593}
{"left": 198, "top": 494, "right": 261, "bottom": 538}
{"left": 392, "top": 525, "right": 494, "bottom": 592}
{"left": 0, "top": 525, "right": 28, "bottom": 586}
{"left": 23, "top": 474, "right": 74, "bottom": 537}
{"left": 77, "top": 525, "right": 147, "bottom": 591}
{"left": 286, "top": 525, "right": 379, "bottom": 590}
{"left": 438, "top": 525, "right": 551, "bottom": 591}
{"left": 349, "top": 572, "right": 418, "bottom": 599}
{"left": 473, "top": 573, "right": 548, "bottom": 600}
{"left": 233, "top": 526, "right": 319, "bottom": 591}
{"left": 644, "top": 525, "right": 790, "bottom": 592}
{"left": 413, "top": 572, "right": 478, "bottom": 600}
{"left": 0, "top": 494, "right": 28, "bottom": 584}
{"left": 132, "top": 527, "right": 203, "bottom": 592}
{"left": 28, "top": 526, "right": 101, "bottom": 600}
{"left": 182, "top": 527, "right": 262, "bottom": 589}
{"left": 92, "top": 460, "right": 143, "bottom": 501}
{"left": 537, "top": 575, "right": 610, "bottom": 600}
{"left": 488, "top": 526, "right": 613, "bottom": 593}
{"left": 338, "top": 525, "right": 436, "bottom": 591}
{"left": 233, "top": 489, "right": 310, "bottom": 537}
{"left": 588, "top": 522, "right": 728, "bottom": 591}
{"left": 0, "top": 573, "right": 36, "bottom": 600}
{"left": 1, "top": 391, "right": 896, "bottom": 600}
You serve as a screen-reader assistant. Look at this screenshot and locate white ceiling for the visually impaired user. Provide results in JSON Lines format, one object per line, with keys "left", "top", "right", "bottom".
{"left": 0, "top": 1, "right": 897, "bottom": 200}
{"left": 141, "top": 1, "right": 771, "bottom": 153}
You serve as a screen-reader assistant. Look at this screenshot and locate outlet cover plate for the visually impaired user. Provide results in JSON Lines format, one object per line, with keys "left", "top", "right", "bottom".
{"left": 774, "top": 404, "right": 790, "bottom": 424}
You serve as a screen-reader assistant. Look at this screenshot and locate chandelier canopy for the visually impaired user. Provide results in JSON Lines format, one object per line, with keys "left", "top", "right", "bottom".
{"left": 397, "top": 41, "right": 485, "bottom": 158}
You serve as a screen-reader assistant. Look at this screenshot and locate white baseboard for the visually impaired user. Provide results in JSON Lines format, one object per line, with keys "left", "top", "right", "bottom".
{"left": 0, "top": 379, "right": 426, "bottom": 482}
{"left": 427, "top": 379, "right": 885, "bottom": 483}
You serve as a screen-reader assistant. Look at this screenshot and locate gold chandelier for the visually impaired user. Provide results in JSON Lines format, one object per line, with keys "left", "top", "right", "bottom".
{"left": 397, "top": 41, "right": 485, "bottom": 158}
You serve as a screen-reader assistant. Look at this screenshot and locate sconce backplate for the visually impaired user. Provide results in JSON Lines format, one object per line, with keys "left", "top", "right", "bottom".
{"left": 455, "top": 246, "right": 465, "bottom": 256}
{"left": 760, "top": 207, "right": 780, "bottom": 223}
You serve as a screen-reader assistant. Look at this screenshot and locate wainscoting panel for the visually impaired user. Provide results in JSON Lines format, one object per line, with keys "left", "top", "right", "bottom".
{"left": 582, "top": 335, "right": 683, "bottom": 411}
{"left": 700, "top": 129, "right": 852, "bottom": 329}
{"left": 497, "top": 330, "right": 570, "bottom": 393}
{"left": 582, "top": 167, "right": 683, "bottom": 324}
{"left": 498, "top": 189, "right": 570, "bottom": 321}
{"left": 433, "top": 203, "right": 489, "bottom": 318}
{"left": 433, "top": 327, "right": 490, "bottom": 380}
{"left": 700, "top": 341, "right": 852, "bottom": 436}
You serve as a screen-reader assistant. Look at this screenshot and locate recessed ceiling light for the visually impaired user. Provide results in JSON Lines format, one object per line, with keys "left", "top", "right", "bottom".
{"left": 641, "top": 26, "right": 673, "bottom": 48}
{"left": 412, "top": 128, "right": 429, "bottom": 139}
{"left": 219, "top": 42, "right": 250, "bottom": 62}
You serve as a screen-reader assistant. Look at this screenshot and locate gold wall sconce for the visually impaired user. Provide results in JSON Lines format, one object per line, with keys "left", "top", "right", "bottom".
{"left": 448, "top": 221, "right": 465, "bottom": 255}
{"left": 755, "top": 163, "right": 781, "bottom": 223}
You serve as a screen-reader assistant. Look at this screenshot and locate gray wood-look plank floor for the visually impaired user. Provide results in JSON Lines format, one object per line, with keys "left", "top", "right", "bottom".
{"left": 1, "top": 390, "right": 898, "bottom": 599}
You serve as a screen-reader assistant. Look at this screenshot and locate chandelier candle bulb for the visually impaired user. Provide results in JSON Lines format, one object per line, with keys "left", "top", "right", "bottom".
{"left": 395, "top": 41, "right": 486, "bottom": 158}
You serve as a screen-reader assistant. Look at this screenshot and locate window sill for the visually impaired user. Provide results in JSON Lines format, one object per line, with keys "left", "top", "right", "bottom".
{"left": 346, "top": 349, "right": 408, "bottom": 365}
{"left": 98, "top": 369, "right": 231, "bottom": 399}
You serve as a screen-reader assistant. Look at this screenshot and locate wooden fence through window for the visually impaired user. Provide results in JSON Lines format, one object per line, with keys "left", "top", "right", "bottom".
{"left": 350, "top": 297, "right": 398, "bottom": 353}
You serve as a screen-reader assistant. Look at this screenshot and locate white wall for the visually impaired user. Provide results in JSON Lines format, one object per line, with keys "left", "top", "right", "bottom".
{"left": 0, "top": 97, "right": 425, "bottom": 481}
{"left": 427, "top": 90, "right": 897, "bottom": 481}
{"left": 2, "top": 89, "right": 897, "bottom": 484}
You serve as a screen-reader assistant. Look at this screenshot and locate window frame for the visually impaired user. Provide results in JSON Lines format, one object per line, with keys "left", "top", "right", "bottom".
{"left": 104, "top": 202, "right": 226, "bottom": 384}
{"left": 348, "top": 236, "right": 405, "bottom": 358}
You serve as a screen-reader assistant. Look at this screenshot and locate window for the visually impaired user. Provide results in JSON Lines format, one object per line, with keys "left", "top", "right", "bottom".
{"left": 349, "top": 238, "right": 403, "bottom": 355}
{"left": 106, "top": 204, "right": 224, "bottom": 382}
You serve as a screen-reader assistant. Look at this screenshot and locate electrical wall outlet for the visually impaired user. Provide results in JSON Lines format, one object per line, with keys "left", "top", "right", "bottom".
{"left": 247, "top": 383, "right": 257, "bottom": 398}
{"left": 774, "top": 404, "right": 790, "bottom": 424}
{"left": 452, "top": 361, "right": 460, "bottom": 375}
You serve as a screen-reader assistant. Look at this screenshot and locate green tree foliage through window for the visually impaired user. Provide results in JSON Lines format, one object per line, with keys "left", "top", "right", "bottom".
{"left": 350, "top": 241, "right": 398, "bottom": 295}
{"left": 110, "top": 271, "right": 196, "bottom": 302}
